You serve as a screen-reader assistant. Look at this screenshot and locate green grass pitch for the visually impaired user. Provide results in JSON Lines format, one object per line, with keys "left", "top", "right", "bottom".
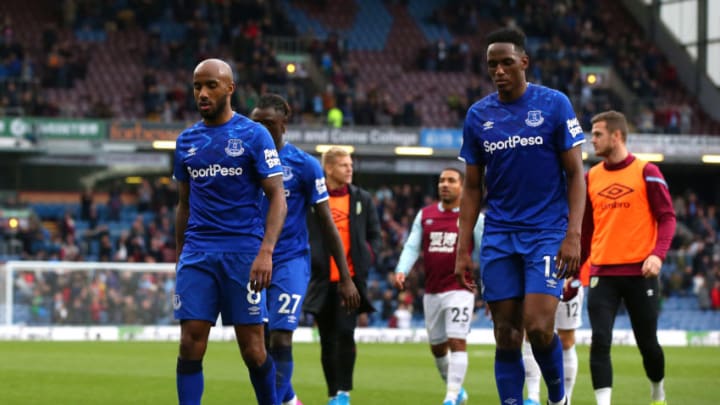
{"left": 0, "top": 341, "right": 717, "bottom": 404}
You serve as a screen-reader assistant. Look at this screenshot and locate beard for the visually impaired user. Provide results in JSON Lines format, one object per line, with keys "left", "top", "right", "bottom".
{"left": 198, "top": 96, "right": 228, "bottom": 120}
{"left": 439, "top": 194, "right": 458, "bottom": 205}
{"left": 594, "top": 146, "right": 609, "bottom": 157}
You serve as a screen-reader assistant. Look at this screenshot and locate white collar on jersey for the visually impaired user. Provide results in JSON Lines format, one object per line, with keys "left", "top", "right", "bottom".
{"left": 437, "top": 202, "right": 460, "bottom": 213}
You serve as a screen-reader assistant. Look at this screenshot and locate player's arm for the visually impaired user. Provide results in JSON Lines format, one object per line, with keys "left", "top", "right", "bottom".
{"left": 251, "top": 174, "right": 287, "bottom": 291}
{"left": 394, "top": 210, "right": 423, "bottom": 290}
{"left": 455, "top": 163, "right": 484, "bottom": 291}
{"left": 175, "top": 181, "right": 190, "bottom": 261}
{"left": 313, "top": 200, "right": 360, "bottom": 310}
{"left": 641, "top": 163, "right": 677, "bottom": 277}
{"left": 557, "top": 145, "right": 586, "bottom": 278}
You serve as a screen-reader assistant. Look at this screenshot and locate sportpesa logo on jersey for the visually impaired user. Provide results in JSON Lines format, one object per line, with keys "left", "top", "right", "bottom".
{"left": 187, "top": 164, "right": 243, "bottom": 179}
{"left": 483, "top": 135, "right": 544, "bottom": 154}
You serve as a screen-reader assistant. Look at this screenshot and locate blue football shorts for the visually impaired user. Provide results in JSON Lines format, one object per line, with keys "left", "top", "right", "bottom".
{"left": 479, "top": 230, "right": 566, "bottom": 302}
{"left": 266, "top": 254, "right": 311, "bottom": 331}
{"left": 174, "top": 251, "right": 266, "bottom": 326}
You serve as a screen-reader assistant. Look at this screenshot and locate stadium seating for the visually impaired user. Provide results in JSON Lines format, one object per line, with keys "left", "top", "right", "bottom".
{"left": 2, "top": 1, "right": 719, "bottom": 332}
{"left": 2, "top": 0, "right": 718, "bottom": 131}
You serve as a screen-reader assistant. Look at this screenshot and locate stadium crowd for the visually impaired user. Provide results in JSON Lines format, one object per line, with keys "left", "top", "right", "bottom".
{"left": 3, "top": 178, "right": 719, "bottom": 327}
{"left": 0, "top": 0, "right": 717, "bottom": 133}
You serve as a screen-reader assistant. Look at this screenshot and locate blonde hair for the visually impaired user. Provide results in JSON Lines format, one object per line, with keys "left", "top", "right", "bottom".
{"left": 321, "top": 146, "right": 351, "bottom": 168}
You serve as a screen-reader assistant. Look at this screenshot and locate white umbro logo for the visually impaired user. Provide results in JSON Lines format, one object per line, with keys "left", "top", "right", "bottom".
{"left": 647, "top": 289, "right": 654, "bottom": 297}
{"left": 482, "top": 121, "right": 494, "bottom": 131}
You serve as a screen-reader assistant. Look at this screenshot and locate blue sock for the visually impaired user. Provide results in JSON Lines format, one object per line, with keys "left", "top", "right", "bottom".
{"left": 176, "top": 358, "right": 203, "bottom": 405}
{"left": 248, "top": 355, "right": 278, "bottom": 405}
{"left": 532, "top": 334, "right": 566, "bottom": 403}
{"left": 270, "top": 345, "right": 295, "bottom": 402}
{"left": 495, "top": 349, "right": 524, "bottom": 403}
{"left": 284, "top": 386, "right": 296, "bottom": 403}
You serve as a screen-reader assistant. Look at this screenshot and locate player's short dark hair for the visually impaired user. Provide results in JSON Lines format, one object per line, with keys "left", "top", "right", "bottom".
{"left": 592, "top": 110, "right": 629, "bottom": 142}
{"left": 441, "top": 167, "right": 464, "bottom": 182}
{"left": 256, "top": 93, "right": 291, "bottom": 119}
{"left": 485, "top": 27, "right": 527, "bottom": 53}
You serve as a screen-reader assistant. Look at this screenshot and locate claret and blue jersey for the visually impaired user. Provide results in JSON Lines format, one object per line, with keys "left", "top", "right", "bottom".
{"left": 459, "top": 83, "right": 586, "bottom": 233}
{"left": 173, "top": 112, "right": 283, "bottom": 253}
{"left": 260, "top": 142, "right": 329, "bottom": 263}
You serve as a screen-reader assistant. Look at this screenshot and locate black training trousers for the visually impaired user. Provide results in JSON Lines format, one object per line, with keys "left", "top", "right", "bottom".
{"left": 316, "top": 283, "right": 358, "bottom": 397}
{"left": 587, "top": 275, "right": 665, "bottom": 389}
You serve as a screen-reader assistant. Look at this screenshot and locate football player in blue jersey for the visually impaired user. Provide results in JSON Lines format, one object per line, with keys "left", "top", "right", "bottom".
{"left": 250, "top": 94, "right": 361, "bottom": 405}
{"left": 173, "top": 59, "right": 287, "bottom": 405}
{"left": 454, "top": 28, "right": 586, "bottom": 405}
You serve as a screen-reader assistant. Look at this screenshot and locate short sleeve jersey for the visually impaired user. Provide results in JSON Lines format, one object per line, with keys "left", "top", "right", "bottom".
{"left": 173, "top": 113, "right": 283, "bottom": 252}
{"left": 261, "top": 142, "right": 329, "bottom": 263}
{"left": 459, "top": 83, "right": 585, "bottom": 233}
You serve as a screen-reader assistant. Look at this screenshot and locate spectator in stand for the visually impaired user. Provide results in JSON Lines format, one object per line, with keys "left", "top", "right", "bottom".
{"left": 711, "top": 280, "right": 720, "bottom": 310}
{"left": 80, "top": 188, "right": 94, "bottom": 221}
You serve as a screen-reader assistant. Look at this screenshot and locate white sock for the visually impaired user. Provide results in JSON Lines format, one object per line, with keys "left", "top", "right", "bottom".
{"left": 337, "top": 390, "right": 350, "bottom": 396}
{"left": 594, "top": 387, "right": 612, "bottom": 405}
{"left": 282, "top": 395, "right": 297, "bottom": 405}
{"left": 434, "top": 352, "right": 449, "bottom": 383}
{"left": 523, "top": 340, "right": 541, "bottom": 402}
{"left": 651, "top": 379, "right": 665, "bottom": 401}
{"left": 563, "top": 346, "right": 578, "bottom": 403}
{"left": 444, "top": 351, "right": 468, "bottom": 402}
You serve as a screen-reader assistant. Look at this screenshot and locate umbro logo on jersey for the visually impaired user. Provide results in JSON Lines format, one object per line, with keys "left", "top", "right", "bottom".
{"left": 482, "top": 121, "right": 494, "bottom": 130}
{"left": 598, "top": 183, "right": 634, "bottom": 200}
{"left": 187, "top": 146, "right": 197, "bottom": 156}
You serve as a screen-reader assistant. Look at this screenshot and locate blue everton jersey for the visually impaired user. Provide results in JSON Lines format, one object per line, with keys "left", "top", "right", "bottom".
{"left": 459, "top": 83, "right": 585, "bottom": 233}
{"left": 262, "top": 142, "right": 329, "bottom": 263}
{"left": 173, "top": 113, "right": 283, "bottom": 252}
